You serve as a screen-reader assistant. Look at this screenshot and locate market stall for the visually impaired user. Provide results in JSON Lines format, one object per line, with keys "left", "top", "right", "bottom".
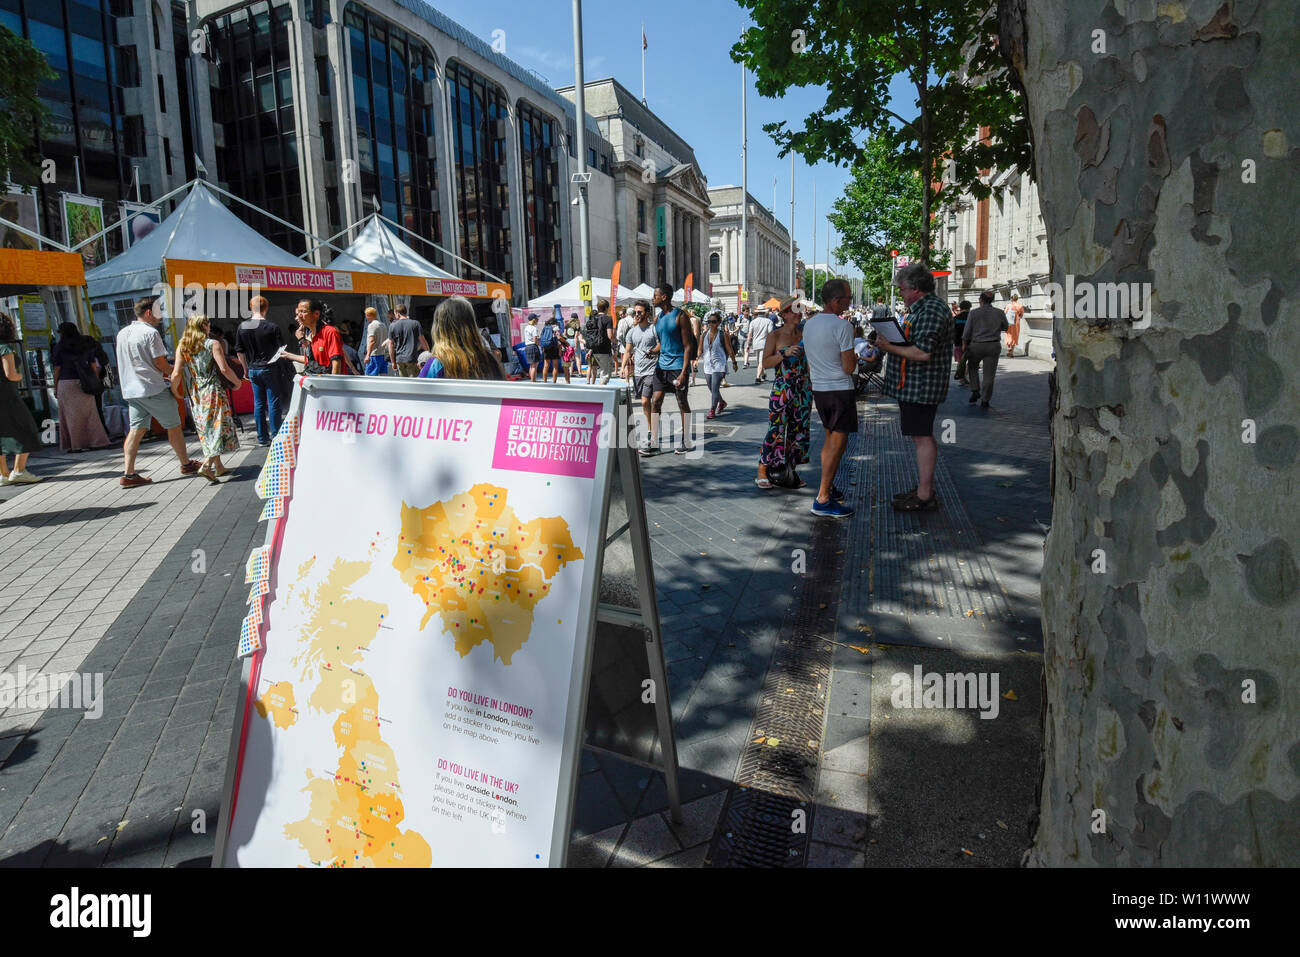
{"left": 0, "top": 240, "right": 90, "bottom": 425}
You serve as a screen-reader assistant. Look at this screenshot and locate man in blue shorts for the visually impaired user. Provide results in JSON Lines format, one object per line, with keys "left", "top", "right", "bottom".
{"left": 649, "top": 283, "right": 697, "bottom": 454}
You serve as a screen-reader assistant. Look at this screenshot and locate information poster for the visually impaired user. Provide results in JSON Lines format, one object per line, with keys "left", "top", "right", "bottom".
{"left": 18, "top": 295, "right": 49, "bottom": 346}
{"left": 222, "top": 382, "right": 614, "bottom": 867}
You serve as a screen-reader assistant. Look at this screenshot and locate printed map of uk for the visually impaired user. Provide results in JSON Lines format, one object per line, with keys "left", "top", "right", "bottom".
{"left": 393, "top": 483, "right": 583, "bottom": 665}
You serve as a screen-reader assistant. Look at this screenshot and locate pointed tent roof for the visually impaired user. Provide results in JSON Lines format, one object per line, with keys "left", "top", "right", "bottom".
{"left": 86, "top": 181, "right": 305, "bottom": 299}
{"left": 326, "top": 215, "right": 458, "bottom": 279}
{"left": 526, "top": 276, "right": 637, "bottom": 309}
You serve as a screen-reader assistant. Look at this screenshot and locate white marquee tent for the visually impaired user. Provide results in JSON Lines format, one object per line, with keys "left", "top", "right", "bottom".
{"left": 326, "top": 215, "right": 458, "bottom": 279}
{"left": 674, "top": 287, "right": 712, "bottom": 304}
{"left": 526, "top": 276, "right": 637, "bottom": 309}
{"left": 85, "top": 181, "right": 305, "bottom": 300}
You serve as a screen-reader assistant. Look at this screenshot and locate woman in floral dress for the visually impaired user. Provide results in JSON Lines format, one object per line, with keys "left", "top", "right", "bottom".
{"left": 173, "top": 315, "right": 241, "bottom": 483}
{"left": 755, "top": 302, "right": 811, "bottom": 489}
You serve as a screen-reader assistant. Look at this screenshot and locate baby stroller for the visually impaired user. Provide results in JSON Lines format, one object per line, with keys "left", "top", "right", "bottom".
{"left": 854, "top": 331, "right": 885, "bottom": 395}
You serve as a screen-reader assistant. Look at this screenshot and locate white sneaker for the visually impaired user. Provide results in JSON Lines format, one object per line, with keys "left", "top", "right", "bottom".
{"left": 0, "top": 474, "right": 10, "bottom": 486}
{"left": 7, "top": 471, "right": 42, "bottom": 485}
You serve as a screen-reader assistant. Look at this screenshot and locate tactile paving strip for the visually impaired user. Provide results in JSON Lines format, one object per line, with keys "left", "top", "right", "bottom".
{"left": 707, "top": 438, "right": 855, "bottom": 867}
{"left": 842, "top": 399, "right": 1015, "bottom": 622}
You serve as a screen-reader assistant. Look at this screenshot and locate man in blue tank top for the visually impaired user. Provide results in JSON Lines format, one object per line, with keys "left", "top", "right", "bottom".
{"left": 644, "top": 282, "right": 697, "bottom": 455}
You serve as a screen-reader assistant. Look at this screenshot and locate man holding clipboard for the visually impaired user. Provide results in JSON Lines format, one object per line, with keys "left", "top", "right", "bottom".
{"left": 873, "top": 263, "right": 953, "bottom": 512}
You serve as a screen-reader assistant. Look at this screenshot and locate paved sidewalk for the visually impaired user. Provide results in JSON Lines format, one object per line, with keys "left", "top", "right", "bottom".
{"left": 0, "top": 358, "right": 1053, "bottom": 867}
{"left": 0, "top": 436, "right": 265, "bottom": 865}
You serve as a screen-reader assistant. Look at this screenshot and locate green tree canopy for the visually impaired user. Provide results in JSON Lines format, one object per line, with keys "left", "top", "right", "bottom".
{"left": 0, "top": 25, "right": 54, "bottom": 186}
{"left": 828, "top": 136, "right": 951, "bottom": 298}
{"left": 734, "top": 0, "right": 1031, "bottom": 259}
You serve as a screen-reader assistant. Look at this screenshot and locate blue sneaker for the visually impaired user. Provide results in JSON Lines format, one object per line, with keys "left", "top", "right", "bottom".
{"left": 811, "top": 499, "right": 854, "bottom": 518}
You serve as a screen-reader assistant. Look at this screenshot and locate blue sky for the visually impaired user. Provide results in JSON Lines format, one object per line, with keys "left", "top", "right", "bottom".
{"left": 430, "top": 0, "right": 916, "bottom": 280}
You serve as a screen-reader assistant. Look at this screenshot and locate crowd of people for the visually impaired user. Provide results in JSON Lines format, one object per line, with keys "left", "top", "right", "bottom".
{"left": 1, "top": 269, "right": 1023, "bottom": 508}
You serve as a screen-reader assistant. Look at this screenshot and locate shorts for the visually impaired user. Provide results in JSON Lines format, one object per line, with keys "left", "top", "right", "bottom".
{"left": 525, "top": 344, "right": 541, "bottom": 365}
{"left": 898, "top": 400, "right": 939, "bottom": 436}
{"left": 396, "top": 362, "right": 422, "bottom": 377}
{"left": 543, "top": 344, "right": 561, "bottom": 361}
{"left": 634, "top": 374, "right": 656, "bottom": 399}
{"left": 591, "top": 353, "right": 615, "bottom": 375}
{"left": 653, "top": 366, "right": 683, "bottom": 394}
{"left": 813, "top": 389, "right": 858, "bottom": 434}
{"left": 126, "top": 390, "right": 181, "bottom": 431}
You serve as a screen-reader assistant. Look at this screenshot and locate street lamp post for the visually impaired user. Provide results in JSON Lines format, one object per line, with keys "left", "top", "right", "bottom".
{"left": 571, "top": 0, "right": 591, "bottom": 310}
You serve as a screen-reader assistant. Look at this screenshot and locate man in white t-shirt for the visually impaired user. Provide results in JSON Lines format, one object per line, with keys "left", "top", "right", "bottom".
{"left": 521, "top": 314, "right": 541, "bottom": 382}
{"left": 746, "top": 310, "right": 775, "bottom": 382}
{"left": 115, "top": 296, "right": 197, "bottom": 487}
{"left": 802, "top": 279, "right": 858, "bottom": 519}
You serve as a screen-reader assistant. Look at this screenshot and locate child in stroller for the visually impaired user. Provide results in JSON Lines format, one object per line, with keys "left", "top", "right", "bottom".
{"left": 853, "top": 325, "right": 884, "bottom": 394}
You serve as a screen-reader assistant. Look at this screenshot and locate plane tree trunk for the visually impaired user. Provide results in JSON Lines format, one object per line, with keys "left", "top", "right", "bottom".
{"left": 1000, "top": 0, "right": 1300, "bottom": 865}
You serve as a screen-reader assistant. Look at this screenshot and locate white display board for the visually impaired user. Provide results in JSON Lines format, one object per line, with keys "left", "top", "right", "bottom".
{"left": 217, "top": 377, "right": 619, "bottom": 867}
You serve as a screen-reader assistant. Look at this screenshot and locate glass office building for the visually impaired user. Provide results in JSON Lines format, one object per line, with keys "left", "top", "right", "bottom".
{"left": 344, "top": 2, "right": 442, "bottom": 265}
{"left": 445, "top": 58, "right": 512, "bottom": 288}
{"left": 207, "top": 0, "right": 307, "bottom": 253}
{"left": 517, "top": 100, "right": 561, "bottom": 302}
{"left": 0, "top": 0, "right": 128, "bottom": 255}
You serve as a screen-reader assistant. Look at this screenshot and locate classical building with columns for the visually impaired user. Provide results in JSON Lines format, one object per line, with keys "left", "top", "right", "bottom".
{"left": 934, "top": 159, "right": 1051, "bottom": 320}
{"left": 191, "top": 0, "right": 617, "bottom": 304}
{"left": 558, "top": 78, "right": 712, "bottom": 293}
{"left": 707, "top": 186, "right": 794, "bottom": 313}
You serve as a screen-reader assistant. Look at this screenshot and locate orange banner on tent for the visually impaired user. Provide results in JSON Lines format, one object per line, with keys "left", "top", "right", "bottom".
{"left": 0, "top": 248, "right": 86, "bottom": 287}
{"left": 609, "top": 259, "right": 621, "bottom": 309}
{"left": 163, "top": 259, "right": 510, "bottom": 301}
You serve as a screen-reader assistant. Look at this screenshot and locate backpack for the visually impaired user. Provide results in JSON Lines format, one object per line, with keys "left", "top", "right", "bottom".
{"left": 584, "top": 314, "right": 601, "bottom": 344}
{"left": 539, "top": 322, "right": 556, "bottom": 348}
{"left": 73, "top": 351, "right": 105, "bottom": 396}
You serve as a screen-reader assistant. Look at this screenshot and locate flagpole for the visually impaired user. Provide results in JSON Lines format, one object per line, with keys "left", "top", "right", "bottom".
{"left": 811, "top": 179, "right": 816, "bottom": 300}
{"left": 641, "top": 22, "right": 646, "bottom": 104}
{"left": 788, "top": 153, "right": 794, "bottom": 294}
{"left": 739, "top": 43, "right": 747, "bottom": 315}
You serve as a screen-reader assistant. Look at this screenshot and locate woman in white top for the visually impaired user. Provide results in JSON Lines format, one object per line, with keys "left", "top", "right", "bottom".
{"left": 700, "top": 310, "right": 738, "bottom": 419}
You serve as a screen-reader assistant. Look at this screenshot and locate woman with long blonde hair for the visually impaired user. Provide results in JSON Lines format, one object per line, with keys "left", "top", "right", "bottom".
{"left": 172, "top": 314, "right": 241, "bottom": 482}
{"left": 419, "top": 296, "right": 504, "bottom": 381}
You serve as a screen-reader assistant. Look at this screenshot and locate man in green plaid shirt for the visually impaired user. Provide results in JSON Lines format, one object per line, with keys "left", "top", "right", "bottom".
{"left": 874, "top": 263, "right": 954, "bottom": 512}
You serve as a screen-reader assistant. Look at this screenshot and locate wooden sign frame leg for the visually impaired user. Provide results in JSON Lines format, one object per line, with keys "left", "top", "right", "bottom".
{"left": 593, "top": 440, "right": 683, "bottom": 826}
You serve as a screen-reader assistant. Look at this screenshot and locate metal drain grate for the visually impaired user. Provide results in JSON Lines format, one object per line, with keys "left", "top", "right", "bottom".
{"left": 707, "top": 439, "right": 854, "bottom": 867}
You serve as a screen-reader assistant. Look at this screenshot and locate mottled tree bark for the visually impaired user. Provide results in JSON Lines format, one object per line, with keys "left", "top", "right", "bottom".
{"left": 1002, "top": 0, "right": 1299, "bottom": 865}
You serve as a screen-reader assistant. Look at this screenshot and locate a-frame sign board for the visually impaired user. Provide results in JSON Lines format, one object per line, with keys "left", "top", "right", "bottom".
{"left": 213, "top": 376, "right": 679, "bottom": 868}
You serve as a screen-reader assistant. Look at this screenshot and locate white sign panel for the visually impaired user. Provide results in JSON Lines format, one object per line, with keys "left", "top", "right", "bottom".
{"left": 221, "top": 380, "right": 615, "bottom": 867}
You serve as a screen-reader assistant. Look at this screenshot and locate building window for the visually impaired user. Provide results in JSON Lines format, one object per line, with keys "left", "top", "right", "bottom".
{"left": 116, "top": 47, "right": 140, "bottom": 87}
{"left": 157, "top": 75, "right": 166, "bottom": 112}
{"left": 344, "top": 4, "right": 441, "bottom": 262}
{"left": 638, "top": 251, "right": 647, "bottom": 284}
{"left": 599, "top": 153, "right": 608, "bottom": 174}
{"left": 163, "top": 137, "right": 172, "bottom": 174}
{"left": 709, "top": 251, "right": 720, "bottom": 274}
{"left": 634, "top": 138, "right": 643, "bottom": 158}
{"left": 587, "top": 147, "right": 596, "bottom": 168}
{"left": 209, "top": 0, "right": 305, "bottom": 251}
{"left": 517, "top": 100, "right": 562, "bottom": 301}
{"left": 446, "top": 58, "right": 512, "bottom": 286}
{"left": 636, "top": 199, "right": 645, "bottom": 233}
{"left": 153, "top": 4, "right": 162, "bottom": 49}
{"left": 122, "top": 115, "right": 145, "bottom": 156}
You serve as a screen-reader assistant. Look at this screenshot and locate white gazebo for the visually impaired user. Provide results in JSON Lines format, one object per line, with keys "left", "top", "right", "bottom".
{"left": 526, "top": 276, "right": 638, "bottom": 309}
